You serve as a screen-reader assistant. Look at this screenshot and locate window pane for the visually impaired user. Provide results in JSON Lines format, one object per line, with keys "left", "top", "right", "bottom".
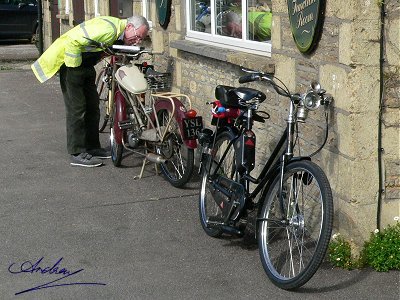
{"left": 247, "top": 0, "right": 272, "bottom": 42}
{"left": 191, "top": 0, "right": 211, "bottom": 33}
{"left": 216, "top": 0, "right": 242, "bottom": 39}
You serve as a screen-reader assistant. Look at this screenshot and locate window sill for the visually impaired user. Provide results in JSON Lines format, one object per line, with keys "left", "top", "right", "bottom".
{"left": 170, "top": 39, "right": 275, "bottom": 74}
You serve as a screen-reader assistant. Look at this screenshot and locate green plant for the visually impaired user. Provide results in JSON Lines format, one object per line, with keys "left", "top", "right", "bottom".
{"left": 328, "top": 234, "right": 358, "bottom": 270}
{"left": 329, "top": 221, "right": 400, "bottom": 271}
{"left": 360, "top": 222, "right": 400, "bottom": 271}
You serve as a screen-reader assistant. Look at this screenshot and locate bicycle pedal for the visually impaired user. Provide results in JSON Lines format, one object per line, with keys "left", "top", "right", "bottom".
{"left": 221, "top": 225, "right": 244, "bottom": 237}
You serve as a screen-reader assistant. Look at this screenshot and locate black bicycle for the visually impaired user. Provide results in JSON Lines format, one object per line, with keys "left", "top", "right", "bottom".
{"left": 197, "top": 68, "right": 334, "bottom": 290}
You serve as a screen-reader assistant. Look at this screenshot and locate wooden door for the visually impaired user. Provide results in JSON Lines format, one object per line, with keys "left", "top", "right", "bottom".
{"left": 72, "top": 0, "right": 85, "bottom": 25}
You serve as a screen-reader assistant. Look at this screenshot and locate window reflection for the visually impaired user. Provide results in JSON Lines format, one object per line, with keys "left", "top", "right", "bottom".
{"left": 247, "top": 0, "right": 272, "bottom": 41}
{"left": 190, "top": 0, "right": 272, "bottom": 42}
{"left": 217, "top": 0, "right": 242, "bottom": 39}
{"left": 193, "top": 0, "right": 211, "bottom": 33}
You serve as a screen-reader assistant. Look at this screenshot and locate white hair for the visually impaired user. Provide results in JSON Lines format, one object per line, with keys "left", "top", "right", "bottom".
{"left": 127, "top": 15, "right": 150, "bottom": 31}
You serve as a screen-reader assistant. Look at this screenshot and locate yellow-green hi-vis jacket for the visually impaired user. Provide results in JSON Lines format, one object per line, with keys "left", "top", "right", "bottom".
{"left": 32, "top": 16, "right": 127, "bottom": 83}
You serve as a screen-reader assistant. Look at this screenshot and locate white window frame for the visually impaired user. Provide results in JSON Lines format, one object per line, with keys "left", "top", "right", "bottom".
{"left": 185, "top": 0, "right": 271, "bottom": 56}
{"left": 94, "top": 0, "right": 100, "bottom": 17}
{"left": 142, "top": 0, "right": 153, "bottom": 30}
{"left": 65, "top": 0, "right": 70, "bottom": 15}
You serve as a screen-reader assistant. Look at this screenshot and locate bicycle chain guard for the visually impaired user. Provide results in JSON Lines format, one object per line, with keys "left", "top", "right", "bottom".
{"left": 210, "top": 175, "right": 245, "bottom": 223}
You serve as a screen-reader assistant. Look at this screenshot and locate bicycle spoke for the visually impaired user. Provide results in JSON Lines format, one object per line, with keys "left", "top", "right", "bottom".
{"left": 168, "top": 153, "right": 184, "bottom": 179}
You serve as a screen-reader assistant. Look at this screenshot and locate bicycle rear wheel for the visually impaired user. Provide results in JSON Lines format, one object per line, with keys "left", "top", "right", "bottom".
{"left": 199, "top": 131, "right": 237, "bottom": 237}
{"left": 258, "top": 160, "right": 333, "bottom": 290}
{"left": 95, "top": 68, "right": 109, "bottom": 132}
{"left": 156, "top": 109, "right": 194, "bottom": 188}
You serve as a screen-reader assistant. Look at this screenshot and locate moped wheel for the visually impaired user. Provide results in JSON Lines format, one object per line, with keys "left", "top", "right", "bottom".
{"left": 110, "top": 106, "right": 124, "bottom": 167}
{"left": 199, "top": 131, "right": 238, "bottom": 238}
{"left": 95, "top": 68, "right": 109, "bottom": 133}
{"left": 156, "top": 109, "right": 194, "bottom": 188}
{"left": 257, "top": 160, "right": 333, "bottom": 290}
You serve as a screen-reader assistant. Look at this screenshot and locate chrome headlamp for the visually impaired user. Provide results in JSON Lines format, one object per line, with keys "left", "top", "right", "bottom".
{"left": 303, "top": 90, "right": 321, "bottom": 110}
{"left": 297, "top": 81, "right": 322, "bottom": 122}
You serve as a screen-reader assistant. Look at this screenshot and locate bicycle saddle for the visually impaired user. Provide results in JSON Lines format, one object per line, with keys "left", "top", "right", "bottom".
{"left": 215, "top": 85, "right": 266, "bottom": 108}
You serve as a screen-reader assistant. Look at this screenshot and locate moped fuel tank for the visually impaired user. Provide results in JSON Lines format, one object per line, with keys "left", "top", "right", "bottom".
{"left": 115, "top": 64, "right": 148, "bottom": 94}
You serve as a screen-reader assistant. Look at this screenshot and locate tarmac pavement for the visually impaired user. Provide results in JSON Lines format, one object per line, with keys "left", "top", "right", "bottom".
{"left": 0, "top": 41, "right": 399, "bottom": 299}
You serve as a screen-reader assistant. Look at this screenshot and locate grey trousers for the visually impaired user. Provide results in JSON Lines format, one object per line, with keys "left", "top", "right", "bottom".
{"left": 59, "top": 65, "right": 100, "bottom": 155}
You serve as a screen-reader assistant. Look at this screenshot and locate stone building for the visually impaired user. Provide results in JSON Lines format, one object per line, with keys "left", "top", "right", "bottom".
{"left": 40, "top": 0, "right": 399, "bottom": 246}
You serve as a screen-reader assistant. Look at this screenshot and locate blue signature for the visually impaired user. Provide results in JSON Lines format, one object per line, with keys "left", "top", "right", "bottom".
{"left": 8, "top": 257, "right": 106, "bottom": 295}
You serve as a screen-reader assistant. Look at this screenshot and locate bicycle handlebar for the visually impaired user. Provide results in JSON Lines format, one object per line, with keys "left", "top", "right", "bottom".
{"left": 239, "top": 68, "right": 333, "bottom": 106}
{"left": 238, "top": 73, "right": 261, "bottom": 84}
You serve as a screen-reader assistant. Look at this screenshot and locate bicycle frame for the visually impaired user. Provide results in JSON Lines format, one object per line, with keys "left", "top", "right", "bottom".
{"left": 207, "top": 98, "right": 313, "bottom": 222}
{"left": 202, "top": 73, "right": 334, "bottom": 226}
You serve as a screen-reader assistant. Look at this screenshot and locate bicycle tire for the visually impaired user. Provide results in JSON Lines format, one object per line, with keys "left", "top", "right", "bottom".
{"left": 156, "top": 109, "right": 194, "bottom": 188}
{"left": 199, "top": 131, "right": 238, "bottom": 238}
{"left": 110, "top": 105, "right": 124, "bottom": 167}
{"left": 95, "top": 68, "right": 109, "bottom": 132}
{"left": 257, "top": 160, "right": 333, "bottom": 290}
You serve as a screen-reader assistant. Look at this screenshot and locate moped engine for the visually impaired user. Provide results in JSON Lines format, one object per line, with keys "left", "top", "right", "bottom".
{"left": 128, "top": 133, "right": 140, "bottom": 148}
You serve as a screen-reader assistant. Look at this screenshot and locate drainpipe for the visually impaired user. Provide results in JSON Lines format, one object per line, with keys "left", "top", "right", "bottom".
{"left": 377, "top": 1, "right": 386, "bottom": 231}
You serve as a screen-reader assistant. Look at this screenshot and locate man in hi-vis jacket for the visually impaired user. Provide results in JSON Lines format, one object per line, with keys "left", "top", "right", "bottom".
{"left": 32, "top": 15, "right": 149, "bottom": 167}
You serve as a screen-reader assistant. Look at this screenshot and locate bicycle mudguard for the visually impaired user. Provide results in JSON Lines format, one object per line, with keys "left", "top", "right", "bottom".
{"left": 153, "top": 97, "right": 198, "bottom": 149}
{"left": 113, "top": 89, "right": 127, "bottom": 144}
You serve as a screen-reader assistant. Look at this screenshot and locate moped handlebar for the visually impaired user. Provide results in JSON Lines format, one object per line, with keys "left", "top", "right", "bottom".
{"left": 83, "top": 37, "right": 151, "bottom": 58}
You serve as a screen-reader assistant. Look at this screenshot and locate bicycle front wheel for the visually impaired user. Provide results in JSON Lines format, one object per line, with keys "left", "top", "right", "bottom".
{"left": 95, "top": 68, "right": 109, "bottom": 132}
{"left": 199, "top": 131, "right": 238, "bottom": 238}
{"left": 258, "top": 160, "right": 333, "bottom": 290}
{"left": 156, "top": 109, "right": 194, "bottom": 188}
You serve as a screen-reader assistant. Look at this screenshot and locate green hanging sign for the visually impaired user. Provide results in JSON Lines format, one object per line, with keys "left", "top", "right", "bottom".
{"left": 287, "top": 0, "right": 325, "bottom": 53}
{"left": 156, "top": 0, "right": 172, "bottom": 29}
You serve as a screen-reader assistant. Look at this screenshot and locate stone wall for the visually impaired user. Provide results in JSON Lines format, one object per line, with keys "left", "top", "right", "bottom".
{"left": 382, "top": 0, "right": 400, "bottom": 226}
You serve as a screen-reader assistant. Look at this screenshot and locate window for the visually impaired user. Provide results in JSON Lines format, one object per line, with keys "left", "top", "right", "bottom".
{"left": 186, "top": 0, "right": 272, "bottom": 55}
